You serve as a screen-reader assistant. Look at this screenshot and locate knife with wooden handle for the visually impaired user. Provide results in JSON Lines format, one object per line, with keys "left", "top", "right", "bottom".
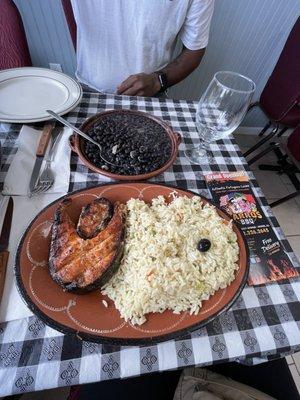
{"left": 0, "top": 251, "right": 9, "bottom": 302}
{"left": 36, "top": 123, "right": 54, "bottom": 156}
{"left": 29, "top": 122, "right": 55, "bottom": 194}
{"left": 0, "top": 197, "right": 13, "bottom": 303}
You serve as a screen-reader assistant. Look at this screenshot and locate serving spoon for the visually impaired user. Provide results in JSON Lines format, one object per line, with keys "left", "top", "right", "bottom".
{"left": 46, "top": 110, "right": 119, "bottom": 167}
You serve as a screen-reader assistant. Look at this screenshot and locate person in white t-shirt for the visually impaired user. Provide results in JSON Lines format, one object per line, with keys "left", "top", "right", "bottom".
{"left": 70, "top": 0, "right": 214, "bottom": 96}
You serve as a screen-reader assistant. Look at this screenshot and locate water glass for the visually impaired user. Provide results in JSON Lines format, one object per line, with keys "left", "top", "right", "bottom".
{"left": 185, "top": 71, "right": 256, "bottom": 164}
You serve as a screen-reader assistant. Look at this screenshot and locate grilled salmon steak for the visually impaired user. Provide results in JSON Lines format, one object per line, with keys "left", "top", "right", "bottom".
{"left": 49, "top": 197, "right": 125, "bottom": 293}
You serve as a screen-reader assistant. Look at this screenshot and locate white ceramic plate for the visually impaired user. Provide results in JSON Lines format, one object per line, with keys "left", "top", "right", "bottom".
{"left": 0, "top": 67, "right": 82, "bottom": 123}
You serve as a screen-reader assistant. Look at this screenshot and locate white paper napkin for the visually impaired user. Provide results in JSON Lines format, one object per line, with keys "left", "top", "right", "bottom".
{"left": 0, "top": 194, "right": 64, "bottom": 323}
{"left": 0, "top": 124, "right": 72, "bottom": 322}
{"left": 3, "top": 125, "right": 72, "bottom": 195}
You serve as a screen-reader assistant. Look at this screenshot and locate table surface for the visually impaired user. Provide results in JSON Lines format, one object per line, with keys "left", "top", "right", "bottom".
{"left": 0, "top": 92, "right": 299, "bottom": 397}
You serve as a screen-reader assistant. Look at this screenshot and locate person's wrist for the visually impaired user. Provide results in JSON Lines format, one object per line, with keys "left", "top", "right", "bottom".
{"left": 151, "top": 73, "right": 162, "bottom": 94}
{"left": 154, "top": 71, "right": 169, "bottom": 93}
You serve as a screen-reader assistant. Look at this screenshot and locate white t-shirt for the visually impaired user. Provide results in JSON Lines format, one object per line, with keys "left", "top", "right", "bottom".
{"left": 71, "top": 0, "right": 214, "bottom": 93}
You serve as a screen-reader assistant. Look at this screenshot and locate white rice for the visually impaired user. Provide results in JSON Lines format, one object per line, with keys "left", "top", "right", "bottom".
{"left": 102, "top": 195, "right": 239, "bottom": 325}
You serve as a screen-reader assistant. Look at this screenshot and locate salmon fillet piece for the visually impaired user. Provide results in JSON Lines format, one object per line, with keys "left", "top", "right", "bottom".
{"left": 49, "top": 197, "right": 125, "bottom": 293}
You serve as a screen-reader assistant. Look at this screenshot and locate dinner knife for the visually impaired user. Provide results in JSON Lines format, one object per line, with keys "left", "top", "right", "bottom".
{"left": 0, "top": 197, "right": 13, "bottom": 302}
{"left": 29, "top": 122, "right": 55, "bottom": 194}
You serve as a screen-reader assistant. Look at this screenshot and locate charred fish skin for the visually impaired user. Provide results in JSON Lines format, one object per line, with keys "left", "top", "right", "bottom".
{"left": 49, "top": 198, "right": 80, "bottom": 284}
{"left": 48, "top": 198, "right": 125, "bottom": 294}
{"left": 77, "top": 197, "right": 113, "bottom": 239}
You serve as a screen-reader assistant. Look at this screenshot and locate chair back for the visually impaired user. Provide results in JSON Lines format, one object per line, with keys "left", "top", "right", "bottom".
{"left": 0, "top": 0, "right": 31, "bottom": 69}
{"left": 260, "top": 17, "right": 300, "bottom": 123}
{"left": 61, "top": 0, "right": 77, "bottom": 50}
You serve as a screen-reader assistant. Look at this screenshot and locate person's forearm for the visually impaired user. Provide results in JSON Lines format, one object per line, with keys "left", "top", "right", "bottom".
{"left": 160, "top": 46, "right": 205, "bottom": 87}
{"left": 117, "top": 46, "right": 205, "bottom": 96}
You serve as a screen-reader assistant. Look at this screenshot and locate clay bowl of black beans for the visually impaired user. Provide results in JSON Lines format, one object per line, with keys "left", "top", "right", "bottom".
{"left": 69, "top": 109, "right": 181, "bottom": 181}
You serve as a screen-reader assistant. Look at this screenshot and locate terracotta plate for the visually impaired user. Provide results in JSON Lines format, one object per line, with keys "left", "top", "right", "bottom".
{"left": 15, "top": 183, "right": 249, "bottom": 345}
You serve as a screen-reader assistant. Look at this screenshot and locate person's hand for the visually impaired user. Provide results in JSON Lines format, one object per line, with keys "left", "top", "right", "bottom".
{"left": 117, "top": 73, "right": 161, "bottom": 96}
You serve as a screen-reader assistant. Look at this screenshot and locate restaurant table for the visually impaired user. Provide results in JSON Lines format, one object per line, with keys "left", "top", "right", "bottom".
{"left": 0, "top": 92, "right": 299, "bottom": 397}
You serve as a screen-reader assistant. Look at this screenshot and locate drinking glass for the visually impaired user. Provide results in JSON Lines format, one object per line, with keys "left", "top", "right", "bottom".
{"left": 184, "top": 71, "right": 256, "bottom": 164}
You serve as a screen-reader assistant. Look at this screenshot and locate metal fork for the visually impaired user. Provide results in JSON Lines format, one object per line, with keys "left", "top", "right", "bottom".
{"left": 31, "top": 130, "right": 63, "bottom": 196}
